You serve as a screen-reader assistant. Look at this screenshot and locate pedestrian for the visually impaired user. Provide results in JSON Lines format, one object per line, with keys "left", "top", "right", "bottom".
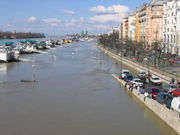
{"left": 130, "top": 83, "right": 134, "bottom": 92}
{"left": 177, "top": 82, "right": 180, "bottom": 88}
{"left": 144, "top": 91, "right": 148, "bottom": 101}
{"left": 128, "top": 82, "right": 132, "bottom": 90}
{"left": 125, "top": 81, "right": 128, "bottom": 88}
{"left": 140, "top": 86, "right": 145, "bottom": 94}
{"left": 137, "top": 86, "right": 140, "bottom": 95}
{"left": 170, "top": 78, "right": 175, "bottom": 84}
{"left": 135, "top": 85, "right": 138, "bottom": 90}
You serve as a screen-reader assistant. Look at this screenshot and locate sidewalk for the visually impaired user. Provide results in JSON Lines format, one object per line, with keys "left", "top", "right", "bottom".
{"left": 97, "top": 45, "right": 180, "bottom": 83}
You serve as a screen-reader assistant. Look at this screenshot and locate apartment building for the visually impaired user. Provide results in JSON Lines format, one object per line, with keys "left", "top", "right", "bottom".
{"left": 128, "top": 13, "right": 136, "bottom": 41}
{"left": 163, "top": 0, "right": 180, "bottom": 54}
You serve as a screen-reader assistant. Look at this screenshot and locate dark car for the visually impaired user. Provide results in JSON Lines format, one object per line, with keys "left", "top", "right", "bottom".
{"left": 124, "top": 74, "right": 133, "bottom": 83}
{"left": 162, "top": 84, "right": 176, "bottom": 93}
{"left": 147, "top": 87, "right": 160, "bottom": 100}
{"left": 156, "top": 92, "right": 174, "bottom": 106}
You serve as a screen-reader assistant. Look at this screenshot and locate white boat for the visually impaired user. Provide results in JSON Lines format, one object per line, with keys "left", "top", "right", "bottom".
{"left": 0, "top": 50, "right": 17, "bottom": 62}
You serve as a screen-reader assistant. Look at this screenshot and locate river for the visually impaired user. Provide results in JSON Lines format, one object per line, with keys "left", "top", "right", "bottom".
{"left": 0, "top": 39, "right": 177, "bottom": 135}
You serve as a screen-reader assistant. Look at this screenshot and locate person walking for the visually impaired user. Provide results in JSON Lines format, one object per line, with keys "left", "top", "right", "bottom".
{"left": 137, "top": 86, "right": 140, "bottom": 95}
{"left": 125, "top": 81, "right": 128, "bottom": 88}
{"left": 144, "top": 91, "right": 149, "bottom": 101}
{"left": 130, "top": 83, "right": 134, "bottom": 92}
{"left": 170, "top": 78, "right": 175, "bottom": 84}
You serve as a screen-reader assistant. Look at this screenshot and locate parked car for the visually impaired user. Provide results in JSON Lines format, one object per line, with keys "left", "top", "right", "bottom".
{"left": 149, "top": 76, "right": 162, "bottom": 85}
{"left": 162, "top": 84, "right": 176, "bottom": 93}
{"left": 165, "top": 95, "right": 174, "bottom": 109}
{"left": 120, "top": 69, "right": 130, "bottom": 79}
{"left": 124, "top": 74, "right": 133, "bottom": 83}
{"left": 138, "top": 71, "right": 147, "bottom": 78}
{"left": 171, "top": 88, "right": 180, "bottom": 96}
{"left": 131, "top": 78, "right": 143, "bottom": 87}
{"left": 171, "top": 97, "right": 180, "bottom": 113}
{"left": 156, "top": 92, "right": 174, "bottom": 105}
{"left": 147, "top": 87, "right": 161, "bottom": 100}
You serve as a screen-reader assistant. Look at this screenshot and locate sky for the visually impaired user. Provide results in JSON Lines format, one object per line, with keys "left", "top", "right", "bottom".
{"left": 0, "top": 0, "right": 150, "bottom": 35}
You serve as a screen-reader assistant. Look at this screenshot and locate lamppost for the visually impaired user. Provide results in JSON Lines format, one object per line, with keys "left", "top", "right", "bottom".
{"left": 120, "top": 45, "right": 123, "bottom": 74}
{"left": 144, "top": 53, "right": 151, "bottom": 75}
{"left": 116, "top": 39, "right": 123, "bottom": 74}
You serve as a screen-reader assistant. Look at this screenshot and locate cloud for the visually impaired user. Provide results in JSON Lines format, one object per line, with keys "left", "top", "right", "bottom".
{"left": 90, "top": 14, "right": 125, "bottom": 23}
{"left": 89, "top": 5, "right": 130, "bottom": 23}
{"left": 42, "top": 18, "right": 61, "bottom": 23}
{"left": 26, "top": 16, "right": 37, "bottom": 22}
{"left": 42, "top": 18, "right": 61, "bottom": 27}
{"left": 62, "top": 9, "right": 75, "bottom": 15}
{"left": 90, "top": 5, "right": 129, "bottom": 14}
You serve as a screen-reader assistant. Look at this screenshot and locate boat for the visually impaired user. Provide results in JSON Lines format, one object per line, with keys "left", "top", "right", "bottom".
{"left": 0, "top": 49, "right": 18, "bottom": 62}
{"left": 0, "top": 41, "right": 19, "bottom": 62}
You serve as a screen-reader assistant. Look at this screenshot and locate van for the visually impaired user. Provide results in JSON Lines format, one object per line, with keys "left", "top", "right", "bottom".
{"left": 171, "top": 97, "right": 180, "bottom": 113}
{"left": 121, "top": 69, "right": 130, "bottom": 79}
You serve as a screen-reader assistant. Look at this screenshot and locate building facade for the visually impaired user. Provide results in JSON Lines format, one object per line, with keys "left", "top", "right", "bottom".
{"left": 135, "top": 8, "right": 141, "bottom": 43}
{"left": 163, "top": 0, "right": 180, "bottom": 54}
{"left": 128, "top": 13, "right": 136, "bottom": 41}
{"left": 139, "top": 3, "right": 148, "bottom": 47}
{"left": 146, "top": 0, "right": 164, "bottom": 49}
{"left": 122, "top": 17, "right": 129, "bottom": 39}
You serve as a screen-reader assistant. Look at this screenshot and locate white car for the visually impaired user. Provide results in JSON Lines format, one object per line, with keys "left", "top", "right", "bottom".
{"left": 149, "top": 76, "right": 162, "bottom": 85}
{"left": 131, "top": 78, "right": 143, "bottom": 87}
{"left": 171, "top": 97, "right": 180, "bottom": 113}
{"left": 138, "top": 71, "right": 147, "bottom": 78}
{"left": 121, "top": 69, "right": 130, "bottom": 79}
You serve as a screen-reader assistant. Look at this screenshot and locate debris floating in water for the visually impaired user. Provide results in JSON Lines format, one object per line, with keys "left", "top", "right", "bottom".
{"left": 20, "top": 80, "right": 36, "bottom": 83}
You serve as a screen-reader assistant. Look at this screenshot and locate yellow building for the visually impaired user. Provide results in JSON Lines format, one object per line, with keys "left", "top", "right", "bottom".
{"left": 135, "top": 9, "right": 141, "bottom": 43}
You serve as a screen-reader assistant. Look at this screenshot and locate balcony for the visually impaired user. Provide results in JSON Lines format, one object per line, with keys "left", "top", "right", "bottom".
{"left": 151, "top": 15, "right": 162, "bottom": 19}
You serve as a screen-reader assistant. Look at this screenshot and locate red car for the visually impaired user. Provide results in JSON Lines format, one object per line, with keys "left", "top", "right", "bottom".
{"left": 147, "top": 87, "right": 160, "bottom": 100}
{"left": 172, "top": 88, "right": 180, "bottom": 96}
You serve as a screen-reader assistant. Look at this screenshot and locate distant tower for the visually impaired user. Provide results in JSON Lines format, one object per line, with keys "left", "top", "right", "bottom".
{"left": 85, "top": 30, "right": 88, "bottom": 36}
{"left": 11, "top": 30, "right": 16, "bottom": 39}
{"left": 14, "top": 30, "right": 16, "bottom": 39}
{"left": 81, "top": 30, "right": 84, "bottom": 37}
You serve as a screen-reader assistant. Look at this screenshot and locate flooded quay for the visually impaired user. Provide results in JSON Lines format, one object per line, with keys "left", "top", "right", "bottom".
{"left": 0, "top": 40, "right": 178, "bottom": 135}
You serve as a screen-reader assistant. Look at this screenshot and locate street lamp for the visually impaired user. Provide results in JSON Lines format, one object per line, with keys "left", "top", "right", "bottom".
{"left": 144, "top": 54, "right": 151, "bottom": 75}
{"left": 116, "top": 39, "right": 123, "bottom": 74}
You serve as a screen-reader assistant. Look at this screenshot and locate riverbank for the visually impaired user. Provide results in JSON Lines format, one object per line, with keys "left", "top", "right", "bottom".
{"left": 97, "top": 44, "right": 180, "bottom": 134}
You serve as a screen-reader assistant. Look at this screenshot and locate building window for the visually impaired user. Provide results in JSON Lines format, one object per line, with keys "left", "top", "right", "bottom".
{"left": 167, "top": 35, "right": 169, "bottom": 43}
{"left": 164, "top": 34, "right": 166, "bottom": 42}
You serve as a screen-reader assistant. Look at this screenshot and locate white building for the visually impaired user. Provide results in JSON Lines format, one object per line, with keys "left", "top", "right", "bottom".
{"left": 163, "top": 0, "right": 180, "bottom": 55}
{"left": 128, "top": 12, "right": 136, "bottom": 41}
{"left": 112, "top": 26, "right": 120, "bottom": 34}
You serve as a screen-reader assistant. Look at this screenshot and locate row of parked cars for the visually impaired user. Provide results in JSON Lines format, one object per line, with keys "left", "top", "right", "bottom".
{"left": 119, "top": 69, "right": 180, "bottom": 113}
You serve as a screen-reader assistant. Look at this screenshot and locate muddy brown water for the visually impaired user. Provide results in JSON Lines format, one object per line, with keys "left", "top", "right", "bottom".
{"left": 0, "top": 40, "right": 178, "bottom": 135}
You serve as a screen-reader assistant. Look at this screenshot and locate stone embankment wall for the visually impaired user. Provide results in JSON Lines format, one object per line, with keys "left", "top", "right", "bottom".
{"left": 112, "top": 74, "right": 180, "bottom": 135}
